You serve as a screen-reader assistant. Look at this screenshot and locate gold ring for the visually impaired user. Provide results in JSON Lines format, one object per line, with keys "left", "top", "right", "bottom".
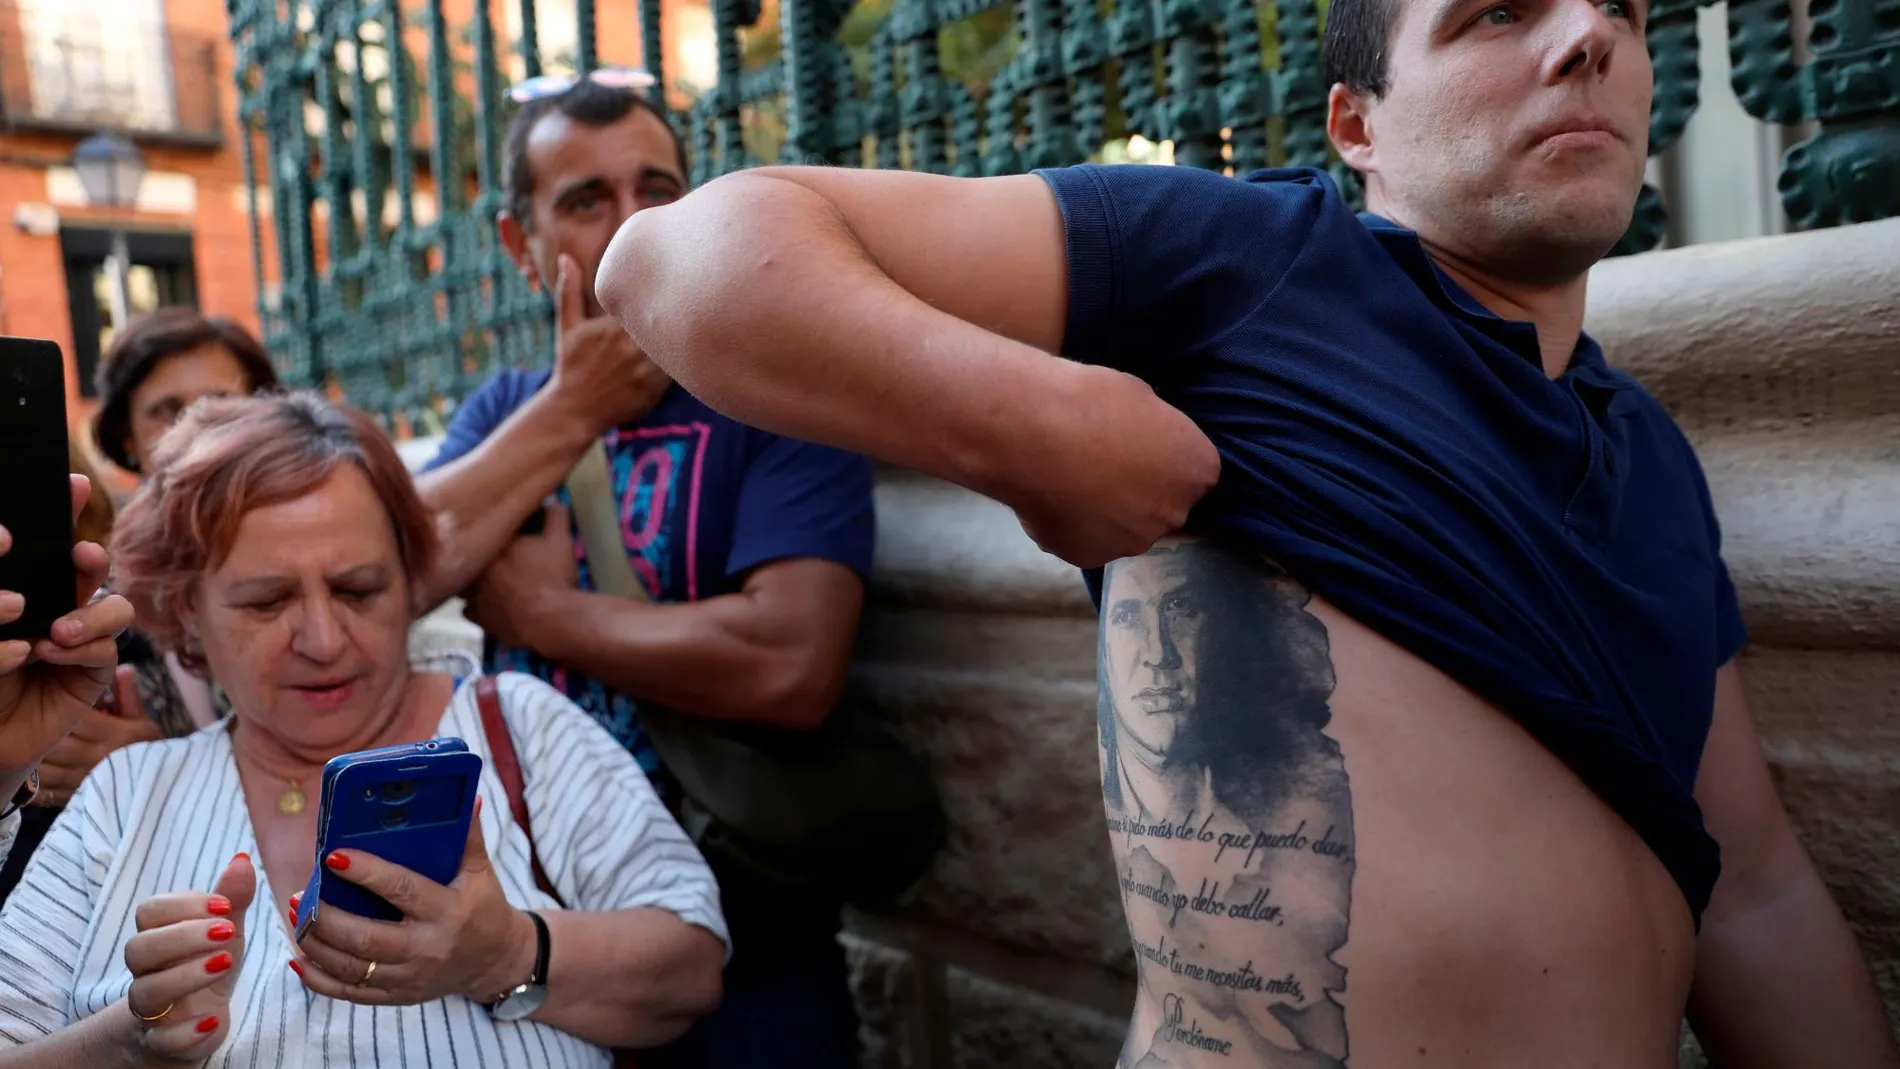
{"left": 361, "top": 960, "right": 378, "bottom": 986}
{"left": 131, "top": 1000, "right": 174, "bottom": 1024}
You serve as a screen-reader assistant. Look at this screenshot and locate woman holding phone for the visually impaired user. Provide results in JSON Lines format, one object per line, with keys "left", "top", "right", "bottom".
{"left": 0, "top": 393, "right": 727, "bottom": 1067}
{"left": 0, "top": 313, "right": 287, "bottom": 907}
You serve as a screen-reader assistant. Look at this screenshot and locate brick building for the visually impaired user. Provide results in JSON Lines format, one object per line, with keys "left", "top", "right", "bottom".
{"left": 0, "top": 0, "right": 263, "bottom": 473}
{"left": 0, "top": 0, "right": 701, "bottom": 476}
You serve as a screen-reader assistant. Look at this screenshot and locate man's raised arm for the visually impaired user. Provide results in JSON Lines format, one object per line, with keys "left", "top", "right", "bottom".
{"left": 594, "top": 167, "right": 1220, "bottom": 568}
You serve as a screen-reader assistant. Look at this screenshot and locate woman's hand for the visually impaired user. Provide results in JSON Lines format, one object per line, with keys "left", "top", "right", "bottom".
{"left": 291, "top": 799, "right": 537, "bottom": 1008}
{"left": 0, "top": 475, "right": 136, "bottom": 776}
{"left": 122, "top": 853, "right": 256, "bottom": 1062}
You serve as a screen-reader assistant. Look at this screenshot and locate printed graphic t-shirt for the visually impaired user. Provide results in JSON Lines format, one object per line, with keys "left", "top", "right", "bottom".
{"left": 424, "top": 373, "right": 877, "bottom": 782}
{"left": 1035, "top": 162, "right": 1747, "bottom": 925}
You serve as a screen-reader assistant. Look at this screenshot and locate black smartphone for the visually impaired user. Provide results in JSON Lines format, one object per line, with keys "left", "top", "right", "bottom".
{"left": 0, "top": 338, "right": 76, "bottom": 642}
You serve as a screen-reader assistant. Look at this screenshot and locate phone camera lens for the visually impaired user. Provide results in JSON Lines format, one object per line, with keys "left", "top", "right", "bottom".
{"left": 363, "top": 788, "right": 376, "bottom": 800}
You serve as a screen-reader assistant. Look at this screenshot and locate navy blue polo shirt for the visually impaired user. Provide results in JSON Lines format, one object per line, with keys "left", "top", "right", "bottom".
{"left": 1037, "top": 163, "right": 1746, "bottom": 924}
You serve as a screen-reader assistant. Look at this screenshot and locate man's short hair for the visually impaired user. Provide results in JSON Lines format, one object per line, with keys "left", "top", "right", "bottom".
{"left": 502, "top": 80, "right": 689, "bottom": 228}
{"left": 1323, "top": 0, "right": 1400, "bottom": 96}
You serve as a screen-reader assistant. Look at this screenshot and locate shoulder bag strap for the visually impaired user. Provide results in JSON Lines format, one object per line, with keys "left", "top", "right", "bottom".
{"left": 566, "top": 439, "right": 649, "bottom": 603}
{"left": 476, "top": 679, "right": 642, "bottom": 1069}
{"left": 563, "top": 440, "right": 705, "bottom": 778}
{"left": 474, "top": 676, "right": 566, "bottom": 909}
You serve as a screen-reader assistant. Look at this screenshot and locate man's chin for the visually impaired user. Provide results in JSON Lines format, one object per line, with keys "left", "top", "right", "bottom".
{"left": 1486, "top": 195, "right": 1635, "bottom": 282}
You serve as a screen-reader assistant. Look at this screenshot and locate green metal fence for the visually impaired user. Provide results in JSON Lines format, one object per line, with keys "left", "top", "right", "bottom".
{"left": 227, "top": 0, "right": 1900, "bottom": 425}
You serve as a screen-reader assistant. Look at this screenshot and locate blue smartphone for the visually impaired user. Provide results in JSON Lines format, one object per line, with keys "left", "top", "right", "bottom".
{"left": 293, "top": 738, "right": 481, "bottom": 940}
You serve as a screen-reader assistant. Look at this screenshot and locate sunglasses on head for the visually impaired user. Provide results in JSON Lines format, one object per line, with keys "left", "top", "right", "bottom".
{"left": 506, "top": 67, "right": 657, "bottom": 104}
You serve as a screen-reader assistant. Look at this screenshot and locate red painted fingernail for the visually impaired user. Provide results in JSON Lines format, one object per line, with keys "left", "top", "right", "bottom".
{"left": 325, "top": 852, "right": 350, "bottom": 871}
{"left": 287, "top": 906, "right": 297, "bottom": 927}
{"left": 233, "top": 852, "right": 250, "bottom": 863}
{"left": 208, "top": 921, "right": 235, "bottom": 942}
{"left": 206, "top": 895, "right": 232, "bottom": 916}
{"left": 289, "top": 893, "right": 301, "bottom": 909}
{"left": 288, "top": 959, "right": 303, "bottom": 976}
{"left": 205, "top": 952, "right": 233, "bottom": 975}
{"left": 196, "top": 1016, "right": 220, "bottom": 1035}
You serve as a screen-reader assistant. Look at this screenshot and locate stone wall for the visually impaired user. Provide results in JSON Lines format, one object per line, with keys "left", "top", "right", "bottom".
{"left": 406, "top": 216, "right": 1900, "bottom": 1066}
{"left": 1591, "top": 216, "right": 1900, "bottom": 1058}
{"left": 840, "top": 216, "right": 1900, "bottom": 1067}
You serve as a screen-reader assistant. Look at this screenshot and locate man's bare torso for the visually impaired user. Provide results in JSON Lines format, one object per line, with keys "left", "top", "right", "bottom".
{"left": 1099, "top": 538, "right": 1695, "bottom": 1068}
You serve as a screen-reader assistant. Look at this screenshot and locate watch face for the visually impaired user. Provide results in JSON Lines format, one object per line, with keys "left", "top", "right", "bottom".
{"left": 491, "top": 984, "right": 548, "bottom": 1022}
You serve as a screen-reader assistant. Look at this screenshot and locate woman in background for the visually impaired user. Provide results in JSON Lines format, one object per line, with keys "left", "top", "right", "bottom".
{"left": 92, "top": 307, "right": 280, "bottom": 478}
{"left": 86, "top": 308, "right": 276, "bottom": 743}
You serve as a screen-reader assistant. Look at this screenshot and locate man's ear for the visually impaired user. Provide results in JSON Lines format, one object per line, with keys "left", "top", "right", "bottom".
{"left": 1326, "top": 84, "right": 1377, "bottom": 175}
{"left": 496, "top": 212, "right": 541, "bottom": 289}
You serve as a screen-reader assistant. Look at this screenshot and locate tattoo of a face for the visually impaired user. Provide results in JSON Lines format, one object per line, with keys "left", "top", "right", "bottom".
{"left": 1099, "top": 541, "right": 1352, "bottom": 1067}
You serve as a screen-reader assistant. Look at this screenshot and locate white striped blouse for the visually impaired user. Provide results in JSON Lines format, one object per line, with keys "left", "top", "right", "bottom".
{"left": 0, "top": 663, "right": 730, "bottom": 1068}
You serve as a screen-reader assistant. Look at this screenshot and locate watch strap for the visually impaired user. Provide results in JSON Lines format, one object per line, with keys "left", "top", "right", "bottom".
{"left": 525, "top": 910, "right": 551, "bottom": 987}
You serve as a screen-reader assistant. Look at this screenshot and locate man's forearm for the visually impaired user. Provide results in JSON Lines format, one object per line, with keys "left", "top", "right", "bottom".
{"left": 1689, "top": 857, "right": 1900, "bottom": 1068}
{"left": 597, "top": 170, "right": 1081, "bottom": 507}
{"left": 524, "top": 587, "right": 836, "bottom": 728}
{"left": 414, "top": 391, "right": 598, "bottom": 613}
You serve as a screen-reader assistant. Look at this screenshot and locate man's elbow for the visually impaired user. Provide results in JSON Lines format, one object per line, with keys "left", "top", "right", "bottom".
{"left": 1704, "top": 823, "right": 1818, "bottom": 929}
{"left": 597, "top": 207, "right": 670, "bottom": 340}
{"left": 597, "top": 170, "right": 769, "bottom": 327}
{"left": 408, "top": 509, "right": 468, "bottom": 618}
{"left": 751, "top": 651, "right": 849, "bottom": 731}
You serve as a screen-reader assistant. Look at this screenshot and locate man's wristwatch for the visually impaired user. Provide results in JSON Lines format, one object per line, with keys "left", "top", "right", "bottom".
{"left": 488, "top": 910, "right": 550, "bottom": 1022}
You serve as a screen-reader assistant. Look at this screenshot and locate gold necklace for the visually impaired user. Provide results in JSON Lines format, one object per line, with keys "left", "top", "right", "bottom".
{"left": 276, "top": 776, "right": 307, "bottom": 816}
{"left": 229, "top": 721, "right": 313, "bottom": 818}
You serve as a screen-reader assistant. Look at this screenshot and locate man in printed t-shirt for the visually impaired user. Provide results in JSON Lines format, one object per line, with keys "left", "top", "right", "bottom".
{"left": 414, "top": 76, "right": 874, "bottom": 1069}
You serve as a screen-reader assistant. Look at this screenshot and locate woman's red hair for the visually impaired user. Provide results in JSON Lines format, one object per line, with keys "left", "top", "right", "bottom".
{"left": 111, "top": 391, "right": 438, "bottom": 671}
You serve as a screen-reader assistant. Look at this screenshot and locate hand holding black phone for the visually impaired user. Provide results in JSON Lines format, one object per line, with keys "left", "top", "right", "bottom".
{"left": 0, "top": 338, "right": 77, "bottom": 641}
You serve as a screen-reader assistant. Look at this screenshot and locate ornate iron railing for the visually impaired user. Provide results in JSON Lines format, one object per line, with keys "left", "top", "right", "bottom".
{"left": 226, "top": 0, "right": 1900, "bottom": 423}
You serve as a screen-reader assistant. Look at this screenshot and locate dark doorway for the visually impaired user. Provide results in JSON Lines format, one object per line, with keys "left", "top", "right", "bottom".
{"left": 59, "top": 228, "right": 198, "bottom": 398}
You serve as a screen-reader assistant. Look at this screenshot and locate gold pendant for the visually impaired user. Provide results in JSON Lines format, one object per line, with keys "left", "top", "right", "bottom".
{"left": 278, "top": 784, "right": 306, "bottom": 816}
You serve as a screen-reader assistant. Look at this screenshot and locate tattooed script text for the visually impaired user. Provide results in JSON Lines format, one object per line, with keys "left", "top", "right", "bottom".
{"left": 1101, "top": 542, "right": 1353, "bottom": 1068}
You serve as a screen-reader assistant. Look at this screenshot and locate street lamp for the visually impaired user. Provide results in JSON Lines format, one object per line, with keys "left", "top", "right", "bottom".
{"left": 71, "top": 133, "right": 146, "bottom": 331}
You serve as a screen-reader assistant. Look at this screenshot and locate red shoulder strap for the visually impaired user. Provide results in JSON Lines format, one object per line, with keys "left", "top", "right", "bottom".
{"left": 476, "top": 678, "right": 640, "bottom": 1069}
{"left": 475, "top": 676, "right": 566, "bottom": 908}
